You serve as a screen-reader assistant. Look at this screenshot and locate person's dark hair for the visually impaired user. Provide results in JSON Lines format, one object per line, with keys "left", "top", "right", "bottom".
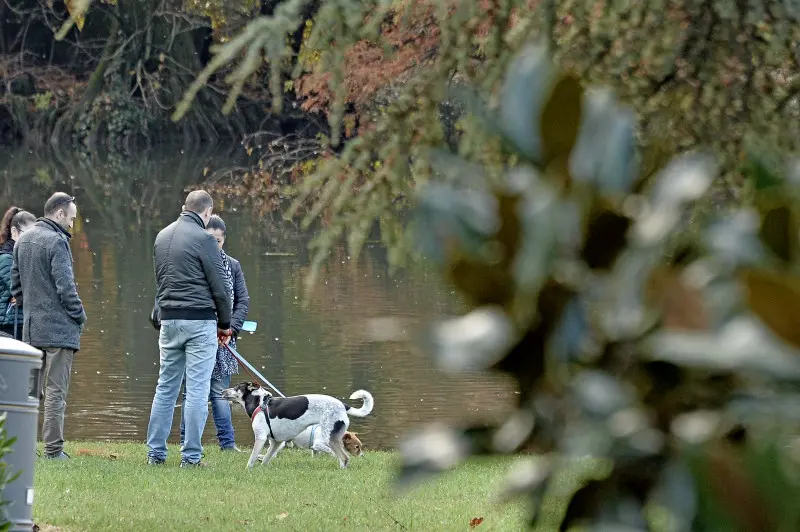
{"left": 1, "top": 206, "right": 21, "bottom": 245}
{"left": 206, "top": 215, "right": 226, "bottom": 235}
{"left": 184, "top": 190, "right": 213, "bottom": 214}
{"left": 43, "top": 192, "right": 76, "bottom": 217}
{"left": 0, "top": 207, "right": 37, "bottom": 245}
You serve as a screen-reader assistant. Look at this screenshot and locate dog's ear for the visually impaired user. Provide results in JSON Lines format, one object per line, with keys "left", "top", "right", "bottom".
{"left": 343, "top": 433, "right": 352, "bottom": 440}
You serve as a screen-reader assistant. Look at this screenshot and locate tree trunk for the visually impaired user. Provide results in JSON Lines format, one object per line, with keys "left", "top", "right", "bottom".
{"left": 50, "top": 16, "right": 121, "bottom": 148}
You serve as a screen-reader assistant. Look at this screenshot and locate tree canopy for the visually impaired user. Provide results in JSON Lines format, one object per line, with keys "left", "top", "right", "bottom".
{"left": 152, "top": 0, "right": 800, "bottom": 283}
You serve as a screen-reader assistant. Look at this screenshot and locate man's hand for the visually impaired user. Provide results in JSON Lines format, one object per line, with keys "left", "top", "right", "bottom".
{"left": 217, "top": 328, "right": 232, "bottom": 345}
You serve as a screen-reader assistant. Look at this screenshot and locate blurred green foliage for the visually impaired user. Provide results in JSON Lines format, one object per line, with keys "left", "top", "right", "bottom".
{"left": 397, "top": 42, "right": 800, "bottom": 531}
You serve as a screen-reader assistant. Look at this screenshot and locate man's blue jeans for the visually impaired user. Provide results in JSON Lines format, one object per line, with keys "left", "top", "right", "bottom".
{"left": 146, "top": 319, "right": 217, "bottom": 464}
{"left": 178, "top": 374, "right": 236, "bottom": 450}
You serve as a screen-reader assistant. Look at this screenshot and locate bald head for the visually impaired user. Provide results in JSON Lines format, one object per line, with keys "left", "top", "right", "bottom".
{"left": 183, "top": 190, "right": 214, "bottom": 226}
{"left": 184, "top": 190, "right": 213, "bottom": 213}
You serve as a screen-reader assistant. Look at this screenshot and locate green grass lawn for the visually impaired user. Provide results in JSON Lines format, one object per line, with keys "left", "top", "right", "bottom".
{"left": 32, "top": 441, "right": 560, "bottom": 531}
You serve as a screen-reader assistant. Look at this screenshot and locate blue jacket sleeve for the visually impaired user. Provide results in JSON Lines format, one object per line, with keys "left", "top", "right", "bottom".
{"left": 0, "top": 253, "right": 12, "bottom": 305}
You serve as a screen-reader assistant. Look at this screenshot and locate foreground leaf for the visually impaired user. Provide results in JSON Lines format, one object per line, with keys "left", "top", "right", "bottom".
{"left": 540, "top": 73, "right": 584, "bottom": 182}
{"left": 690, "top": 442, "right": 774, "bottom": 532}
{"left": 644, "top": 315, "right": 800, "bottom": 380}
{"left": 645, "top": 266, "right": 710, "bottom": 331}
{"left": 469, "top": 516, "right": 484, "bottom": 528}
{"left": 428, "top": 306, "right": 517, "bottom": 373}
{"left": 569, "top": 89, "right": 638, "bottom": 194}
{"left": 740, "top": 268, "right": 800, "bottom": 350}
{"left": 498, "top": 43, "right": 556, "bottom": 163}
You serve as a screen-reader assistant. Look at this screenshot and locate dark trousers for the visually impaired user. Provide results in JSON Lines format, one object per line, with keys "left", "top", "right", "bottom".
{"left": 35, "top": 347, "right": 75, "bottom": 455}
{"left": 0, "top": 323, "right": 22, "bottom": 340}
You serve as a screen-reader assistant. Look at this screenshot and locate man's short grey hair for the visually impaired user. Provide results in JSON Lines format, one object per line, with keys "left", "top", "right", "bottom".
{"left": 184, "top": 190, "right": 213, "bottom": 214}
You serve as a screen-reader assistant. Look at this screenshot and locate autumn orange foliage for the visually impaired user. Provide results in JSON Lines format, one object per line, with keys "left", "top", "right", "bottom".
{"left": 294, "top": 2, "right": 440, "bottom": 120}
{"left": 293, "top": 0, "right": 538, "bottom": 128}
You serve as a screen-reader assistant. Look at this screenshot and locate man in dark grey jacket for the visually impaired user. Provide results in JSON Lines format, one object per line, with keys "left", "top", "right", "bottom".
{"left": 146, "top": 190, "right": 233, "bottom": 467}
{"left": 11, "top": 192, "right": 86, "bottom": 460}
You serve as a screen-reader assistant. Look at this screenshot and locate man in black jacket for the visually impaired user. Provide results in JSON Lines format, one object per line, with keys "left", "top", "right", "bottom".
{"left": 145, "top": 190, "right": 232, "bottom": 467}
{"left": 11, "top": 192, "right": 86, "bottom": 460}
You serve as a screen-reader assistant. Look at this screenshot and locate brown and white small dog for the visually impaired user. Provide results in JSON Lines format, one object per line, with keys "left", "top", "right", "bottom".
{"left": 290, "top": 425, "right": 364, "bottom": 456}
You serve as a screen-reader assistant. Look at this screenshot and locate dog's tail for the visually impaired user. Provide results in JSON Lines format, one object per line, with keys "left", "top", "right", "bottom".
{"left": 345, "top": 390, "right": 374, "bottom": 417}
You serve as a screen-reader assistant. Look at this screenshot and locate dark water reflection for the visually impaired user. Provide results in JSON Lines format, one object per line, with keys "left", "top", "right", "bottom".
{"left": 0, "top": 146, "right": 516, "bottom": 450}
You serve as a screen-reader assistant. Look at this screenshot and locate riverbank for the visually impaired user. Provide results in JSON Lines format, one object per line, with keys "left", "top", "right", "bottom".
{"left": 32, "top": 442, "right": 549, "bottom": 531}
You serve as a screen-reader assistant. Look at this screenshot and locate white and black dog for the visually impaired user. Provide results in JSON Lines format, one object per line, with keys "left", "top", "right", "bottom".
{"left": 221, "top": 382, "right": 374, "bottom": 469}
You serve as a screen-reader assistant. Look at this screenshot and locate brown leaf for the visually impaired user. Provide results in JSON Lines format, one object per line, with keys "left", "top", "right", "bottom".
{"left": 495, "top": 192, "right": 522, "bottom": 266}
{"left": 447, "top": 258, "right": 514, "bottom": 308}
{"left": 277, "top": 512, "right": 289, "bottom": 520}
{"left": 540, "top": 73, "right": 583, "bottom": 178}
{"left": 76, "top": 448, "right": 119, "bottom": 460}
{"left": 445, "top": 191, "right": 522, "bottom": 310}
{"left": 645, "top": 266, "right": 710, "bottom": 331}
{"left": 635, "top": 136, "right": 673, "bottom": 193}
{"left": 704, "top": 443, "right": 773, "bottom": 531}
{"left": 740, "top": 268, "right": 800, "bottom": 349}
{"left": 758, "top": 204, "right": 795, "bottom": 263}
{"left": 469, "top": 516, "right": 484, "bottom": 528}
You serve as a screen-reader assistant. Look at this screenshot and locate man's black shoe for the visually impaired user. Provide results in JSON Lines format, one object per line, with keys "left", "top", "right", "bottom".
{"left": 180, "top": 460, "right": 207, "bottom": 468}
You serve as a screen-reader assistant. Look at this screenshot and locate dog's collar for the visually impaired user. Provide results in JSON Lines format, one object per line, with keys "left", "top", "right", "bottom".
{"left": 251, "top": 394, "right": 270, "bottom": 422}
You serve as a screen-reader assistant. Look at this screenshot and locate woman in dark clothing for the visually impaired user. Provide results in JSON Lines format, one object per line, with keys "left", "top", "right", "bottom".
{"left": 179, "top": 214, "right": 250, "bottom": 451}
{"left": 0, "top": 206, "right": 36, "bottom": 340}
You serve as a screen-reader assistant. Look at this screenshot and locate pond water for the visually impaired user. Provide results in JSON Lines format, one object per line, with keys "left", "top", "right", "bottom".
{"left": 0, "top": 145, "right": 515, "bottom": 451}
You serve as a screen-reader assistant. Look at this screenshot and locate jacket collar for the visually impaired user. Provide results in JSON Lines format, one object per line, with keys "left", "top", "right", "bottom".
{"left": 179, "top": 211, "right": 206, "bottom": 229}
{"left": 37, "top": 217, "right": 72, "bottom": 240}
{"left": 0, "top": 239, "right": 13, "bottom": 254}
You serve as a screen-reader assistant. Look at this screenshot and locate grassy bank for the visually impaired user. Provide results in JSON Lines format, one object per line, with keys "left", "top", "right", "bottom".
{"left": 32, "top": 441, "right": 567, "bottom": 531}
